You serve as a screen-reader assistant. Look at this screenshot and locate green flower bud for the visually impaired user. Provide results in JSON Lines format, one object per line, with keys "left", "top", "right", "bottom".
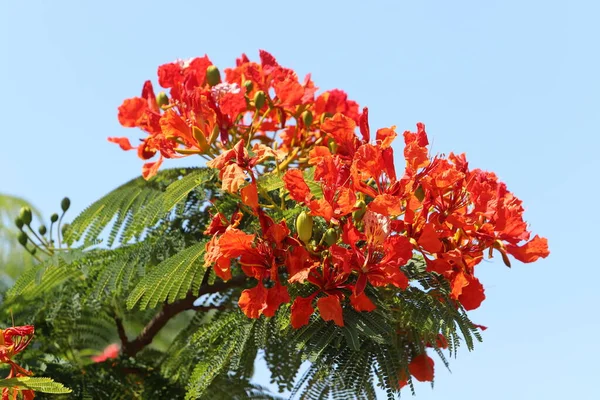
{"left": 414, "top": 185, "right": 425, "bottom": 202}
{"left": 156, "top": 91, "right": 169, "bottom": 108}
{"left": 50, "top": 213, "right": 59, "bottom": 223}
{"left": 38, "top": 225, "right": 47, "bottom": 235}
{"left": 296, "top": 211, "right": 313, "bottom": 243}
{"left": 15, "top": 217, "right": 24, "bottom": 229}
{"left": 328, "top": 138, "right": 338, "bottom": 154}
{"left": 253, "top": 90, "right": 266, "bottom": 110}
{"left": 30, "top": 247, "right": 36, "bottom": 256}
{"left": 206, "top": 65, "right": 221, "bottom": 87}
{"left": 61, "top": 197, "right": 71, "bottom": 212}
{"left": 19, "top": 207, "right": 32, "bottom": 225}
{"left": 243, "top": 80, "right": 253, "bottom": 93}
{"left": 323, "top": 228, "right": 338, "bottom": 246}
{"left": 352, "top": 200, "right": 367, "bottom": 222}
{"left": 17, "top": 231, "right": 28, "bottom": 247}
{"left": 301, "top": 110, "right": 313, "bottom": 128}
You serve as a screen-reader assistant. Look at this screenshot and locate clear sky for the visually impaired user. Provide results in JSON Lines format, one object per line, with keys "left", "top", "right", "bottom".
{"left": 1, "top": 1, "right": 598, "bottom": 399}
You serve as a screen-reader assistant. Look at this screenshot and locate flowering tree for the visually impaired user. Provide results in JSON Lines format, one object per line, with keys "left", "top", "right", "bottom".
{"left": 4, "top": 50, "right": 548, "bottom": 399}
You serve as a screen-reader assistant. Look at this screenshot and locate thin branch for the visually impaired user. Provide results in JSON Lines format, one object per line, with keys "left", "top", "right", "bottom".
{"left": 121, "top": 274, "right": 248, "bottom": 358}
{"left": 114, "top": 315, "right": 129, "bottom": 348}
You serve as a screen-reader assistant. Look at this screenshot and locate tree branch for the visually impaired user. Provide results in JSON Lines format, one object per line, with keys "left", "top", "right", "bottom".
{"left": 114, "top": 315, "right": 129, "bottom": 348}
{"left": 121, "top": 274, "right": 248, "bottom": 358}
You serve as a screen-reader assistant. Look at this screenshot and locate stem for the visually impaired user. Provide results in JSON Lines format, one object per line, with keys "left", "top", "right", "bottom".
{"left": 24, "top": 225, "right": 51, "bottom": 254}
{"left": 277, "top": 147, "right": 300, "bottom": 172}
{"left": 121, "top": 274, "right": 248, "bottom": 358}
{"left": 57, "top": 212, "right": 65, "bottom": 248}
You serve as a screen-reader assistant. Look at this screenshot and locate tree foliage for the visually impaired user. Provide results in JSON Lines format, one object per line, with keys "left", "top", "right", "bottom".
{"left": 1, "top": 51, "right": 549, "bottom": 399}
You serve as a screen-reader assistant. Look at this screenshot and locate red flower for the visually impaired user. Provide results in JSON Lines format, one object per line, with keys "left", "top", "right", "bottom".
{"left": 0, "top": 325, "right": 34, "bottom": 364}
{"left": 408, "top": 353, "right": 434, "bottom": 382}
{"left": 91, "top": 343, "right": 120, "bottom": 363}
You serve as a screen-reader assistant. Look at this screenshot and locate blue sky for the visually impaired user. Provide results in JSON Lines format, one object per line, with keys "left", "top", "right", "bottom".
{"left": 1, "top": 1, "right": 598, "bottom": 398}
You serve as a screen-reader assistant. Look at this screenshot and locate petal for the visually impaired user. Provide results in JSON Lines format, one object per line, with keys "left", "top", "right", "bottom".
{"left": 506, "top": 235, "right": 549, "bottom": 263}
{"left": 418, "top": 223, "right": 443, "bottom": 254}
{"left": 317, "top": 295, "right": 344, "bottom": 327}
{"left": 241, "top": 182, "right": 259, "bottom": 210}
{"left": 160, "top": 110, "right": 193, "bottom": 144}
{"left": 218, "top": 228, "right": 255, "bottom": 259}
{"left": 274, "top": 77, "right": 304, "bottom": 108}
{"left": 321, "top": 113, "right": 358, "bottom": 156}
{"left": 408, "top": 353, "right": 434, "bottom": 382}
{"left": 382, "top": 235, "right": 413, "bottom": 267}
{"left": 352, "top": 144, "right": 383, "bottom": 181}
{"left": 376, "top": 126, "right": 397, "bottom": 149}
{"left": 309, "top": 199, "right": 334, "bottom": 222}
{"left": 263, "top": 282, "right": 291, "bottom": 317}
{"left": 368, "top": 194, "right": 402, "bottom": 217}
{"left": 238, "top": 282, "right": 268, "bottom": 319}
{"left": 349, "top": 292, "right": 376, "bottom": 312}
{"left": 220, "top": 91, "right": 248, "bottom": 118}
{"left": 291, "top": 296, "right": 315, "bottom": 329}
{"left": 359, "top": 107, "right": 370, "bottom": 142}
{"left": 118, "top": 97, "right": 147, "bottom": 127}
{"left": 107, "top": 137, "right": 134, "bottom": 151}
{"left": 157, "top": 62, "right": 182, "bottom": 88}
{"left": 458, "top": 275, "right": 486, "bottom": 311}
{"left": 283, "top": 169, "right": 312, "bottom": 203}
{"left": 220, "top": 163, "right": 248, "bottom": 193}
{"left": 142, "top": 158, "right": 162, "bottom": 180}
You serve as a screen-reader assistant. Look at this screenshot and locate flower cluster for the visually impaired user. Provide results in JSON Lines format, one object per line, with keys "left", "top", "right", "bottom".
{"left": 113, "top": 50, "right": 549, "bottom": 386}
{"left": 110, "top": 50, "right": 358, "bottom": 179}
{"left": 1, "top": 325, "right": 35, "bottom": 399}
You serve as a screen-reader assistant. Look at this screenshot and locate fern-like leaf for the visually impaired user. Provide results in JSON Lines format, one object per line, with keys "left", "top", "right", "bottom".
{"left": 0, "top": 377, "right": 71, "bottom": 394}
{"left": 126, "top": 241, "right": 207, "bottom": 310}
{"left": 65, "top": 168, "right": 211, "bottom": 246}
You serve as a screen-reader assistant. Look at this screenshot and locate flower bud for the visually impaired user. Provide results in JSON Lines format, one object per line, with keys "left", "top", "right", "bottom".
{"left": 296, "top": 211, "right": 313, "bottom": 243}
{"left": 352, "top": 200, "right": 367, "bottom": 222}
{"left": 61, "top": 197, "right": 71, "bottom": 212}
{"left": 328, "top": 138, "right": 338, "bottom": 154}
{"left": 414, "top": 185, "right": 425, "bottom": 202}
{"left": 243, "top": 80, "right": 253, "bottom": 93}
{"left": 15, "top": 217, "right": 24, "bottom": 229}
{"left": 206, "top": 65, "right": 221, "bottom": 87}
{"left": 323, "top": 228, "right": 338, "bottom": 246}
{"left": 17, "top": 231, "right": 28, "bottom": 246}
{"left": 19, "top": 207, "right": 32, "bottom": 225}
{"left": 156, "top": 91, "right": 169, "bottom": 108}
{"left": 253, "top": 91, "right": 266, "bottom": 110}
{"left": 38, "top": 225, "right": 47, "bottom": 235}
{"left": 301, "top": 110, "right": 313, "bottom": 128}
{"left": 50, "top": 213, "right": 59, "bottom": 223}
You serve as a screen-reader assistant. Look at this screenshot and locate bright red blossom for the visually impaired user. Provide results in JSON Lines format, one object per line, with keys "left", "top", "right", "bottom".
{"left": 113, "top": 51, "right": 550, "bottom": 389}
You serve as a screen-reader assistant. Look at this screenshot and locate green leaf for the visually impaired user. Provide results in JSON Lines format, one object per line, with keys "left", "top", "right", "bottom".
{"left": 126, "top": 242, "right": 207, "bottom": 310}
{"left": 6, "top": 248, "right": 88, "bottom": 300}
{"left": 0, "top": 377, "right": 72, "bottom": 394}
{"left": 66, "top": 168, "right": 211, "bottom": 246}
{"left": 257, "top": 172, "right": 285, "bottom": 192}
{"left": 342, "top": 323, "right": 361, "bottom": 351}
{"left": 122, "top": 168, "right": 215, "bottom": 243}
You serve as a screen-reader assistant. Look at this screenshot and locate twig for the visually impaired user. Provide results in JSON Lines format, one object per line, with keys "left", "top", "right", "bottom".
{"left": 121, "top": 274, "right": 248, "bottom": 358}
